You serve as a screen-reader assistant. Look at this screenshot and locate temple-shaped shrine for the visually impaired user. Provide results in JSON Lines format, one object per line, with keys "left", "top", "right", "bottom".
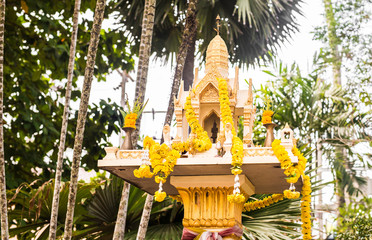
{"left": 98, "top": 31, "right": 302, "bottom": 239}
{"left": 174, "top": 34, "right": 255, "bottom": 147}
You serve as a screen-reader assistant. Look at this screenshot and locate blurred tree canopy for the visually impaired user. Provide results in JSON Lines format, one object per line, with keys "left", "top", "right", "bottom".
{"left": 4, "top": 0, "right": 135, "bottom": 188}
{"left": 313, "top": 0, "right": 372, "bottom": 104}
{"left": 114, "top": 0, "right": 302, "bottom": 67}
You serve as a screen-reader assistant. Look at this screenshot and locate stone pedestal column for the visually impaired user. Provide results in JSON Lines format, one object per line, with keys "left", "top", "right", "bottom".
{"left": 174, "top": 107, "right": 183, "bottom": 142}
{"left": 170, "top": 175, "right": 255, "bottom": 239}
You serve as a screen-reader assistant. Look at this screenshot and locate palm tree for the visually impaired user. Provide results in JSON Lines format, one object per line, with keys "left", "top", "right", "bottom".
{"left": 116, "top": 0, "right": 302, "bottom": 88}
{"left": 112, "top": 70, "right": 134, "bottom": 239}
{"left": 323, "top": 0, "right": 341, "bottom": 85}
{"left": 8, "top": 180, "right": 98, "bottom": 239}
{"left": 162, "top": 0, "right": 198, "bottom": 129}
{"left": 63, "top": 0, "right": 107, "bottom": 239}
{"left": 49, "top": 0, "right": 81, "bottom": 239}
{"left": 0, "top": 0, "right": 8, "bottom": 238}
{"left": 113, "top": 182, "right": 131, "bottom": 239}
{"left": 322, "top": 0, "right": 348, "bottom": 217}
{"left": 8, "top": 175, "right": 314, "bottom": 239}
{"left": 136, "top": 194, "right": 154, "bottom": 240}
{"left": 125, "top": 0, "right": 157, "bottom": 238}
{"left": 260, "top": 59, "right": 371, "bottom": 234}
{"left": 131, "top": 0, "right": 157, "bottom": 145}
{"left": 242, "top": 197, "right": 301, "bottom": 239}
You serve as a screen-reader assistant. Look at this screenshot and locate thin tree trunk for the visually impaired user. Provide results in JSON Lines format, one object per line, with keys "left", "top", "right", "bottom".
{"left": 0, "top": 0, "right": 9, "bottom": 238}
{"left": 63, "top": 1, "right": 106, "bottom": 239}
{"left": 182, "top": 30, "right": 196, "bottom": 91}
{"left": 163, "top": 0, "right": 198, "bottom": 129}
{"left": 323, "top": 0, "right": 346, "bottom": 222}
{"left": 136, "top": 194, "right": 154, "bottom": 240}
{"left": 49, "top": 1, "right": 81, "bottom": 239}
{"left": 113, "top": 181, "right": 131, "bottom": 239}
{"left": 113, "top": 72, "right": 132, "bottom": 239}
{"left": 323, "top": 0, "right": 341, "bottom": 85}
{"left": 132, "top": 0, "right": 156, "bottom": 145}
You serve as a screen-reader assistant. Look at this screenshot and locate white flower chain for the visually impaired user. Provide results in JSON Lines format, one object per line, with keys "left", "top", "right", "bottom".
{"left": 233, "top": 174, "right": 241, "bottom": 194}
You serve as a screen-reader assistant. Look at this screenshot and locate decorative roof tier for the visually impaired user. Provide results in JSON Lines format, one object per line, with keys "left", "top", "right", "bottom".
{"left": 205, "top": 35, "right": 229, "bottom": 78}
{"left": 174, "top": 33, "right": 253, "bottom": 146}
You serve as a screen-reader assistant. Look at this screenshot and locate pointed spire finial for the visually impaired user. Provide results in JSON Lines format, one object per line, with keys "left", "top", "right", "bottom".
{"left": 215, "top": 15, "right": 221, "bottom": 35}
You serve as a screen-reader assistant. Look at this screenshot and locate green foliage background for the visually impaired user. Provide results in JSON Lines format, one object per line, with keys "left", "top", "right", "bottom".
{"left": 4, "top": 0, "right": 135, "bottom": 188}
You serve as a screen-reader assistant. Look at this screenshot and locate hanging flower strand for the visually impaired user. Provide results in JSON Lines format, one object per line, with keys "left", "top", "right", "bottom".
{"left": 133, "top": 136, "right": 155, "bottom": 178}
{"left": 184, "top": 93, "right": 212, "bottom": 153}
{"left": 271, "top": 139, "right": 312, "bottom": 239}
{"left": 217, "top": 78, "right": 245, "bottom": 203}
{"left": 133, "top": 91, "right": 212, "bottom": 202}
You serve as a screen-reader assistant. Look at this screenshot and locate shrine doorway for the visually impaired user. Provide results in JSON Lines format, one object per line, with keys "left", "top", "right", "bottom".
{"left": 203, "top": 111, "right": 220, "bottom": 143}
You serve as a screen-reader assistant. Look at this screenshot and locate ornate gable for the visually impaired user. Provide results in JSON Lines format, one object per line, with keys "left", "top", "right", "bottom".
{"left": 200, "top": 83, "right": 219, "bottom": 103}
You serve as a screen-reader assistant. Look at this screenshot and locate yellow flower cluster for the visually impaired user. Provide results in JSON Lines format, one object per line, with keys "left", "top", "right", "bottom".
{"left": 171, "top": 141, "right": 187, "bottom": 153}
{"left": 184, "top": 95, "right": 212, "bottom": 152}
{"left": 133, "top": 136, "right": 181, "bottom": 202}
{"left": 272, "top": 139, "right": 307, "bottom": 184}
{"left": 133, "top": 165, "right": 154, "bottom": 178}
{"left": 154, "top": 190, "right": 166, "bottom": 202}
{"left": 262, "top": 110, "right": 274, "bottom": 124}
{"left": 150, "top": 143, "right": 180, "bottom": 202}
{"left": 231, "top": 136, "right": 244, "bottom": 167}
{"left": 283, "top": 189, "right": 300, "bottom": 199}
{"left": 292, "top": 146, "right": 308, "bottom": 181}
{"left": 301, "top": 175, "right": 312, "bottom": 240}
{"left": 149, "top": 143, "right": 180, "bottom": 182}
{"left": 227, "top": 194, "right": 246, "bottom": 203}
{"left": 218, "top": 79, "right": 234, "bottom": 128}
{"left": 244, "top": 194, "right": 284, "bottom": 212}
{"left": 133, "top": 136, "right": 155, "bottom": 178}
{"left": 143, "top": 136, "right": 155, "bottom": 150}
{"left": 217, "top": 78, "right": 245, "bottom": 203}
{"left": 124, "top": 113, "right": 138, "bottom": 129}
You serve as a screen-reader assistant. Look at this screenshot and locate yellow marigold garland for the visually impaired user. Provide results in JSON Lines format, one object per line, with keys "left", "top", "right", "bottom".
{"left": 283, "top": 189, "right": 300, "bottom": 199}
{"left": 301, "top": 175, "right": 312, "bottom": 240}
{"left": 134, "top": 93, "right": 213, "bottom": 202}
{"left": 217, "top": 78, "right": 245, "bottom": 203}
{"left": 149, "top": 143, "right": 180, "bottom": 183}
{"left": 171, "top": 141, "right": 187, "bottom": 153}
{"left": 244, "top": 194, "right": 284, "bottom": 212}
{"left": 271, "top": 139, "right": 312, "bottom": 239}
{"left": 133, "top": 136, "right": 155, "bottom": 178}
{"left": 272, "top": 139, "right": 307, "bottom": 184}
{"left": 184, "top": 95, "right": 212, "bottom": 153}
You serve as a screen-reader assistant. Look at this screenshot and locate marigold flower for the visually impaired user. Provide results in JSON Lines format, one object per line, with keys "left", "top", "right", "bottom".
{"left": 154, "top": 191, "right": 166, "bottom": 202}
{"left": 124, "top": 113, "right": 138, "bottom": 128}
